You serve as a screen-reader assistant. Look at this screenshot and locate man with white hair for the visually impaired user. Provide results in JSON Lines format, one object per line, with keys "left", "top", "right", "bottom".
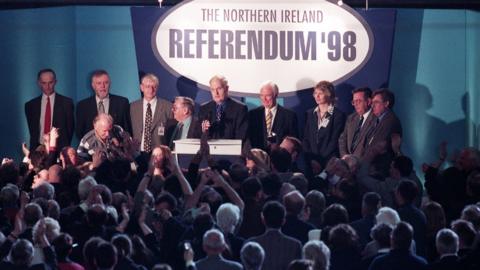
{"left": 241, "top": 242, "right": 265, "bottom": 270}
{"left": 248, "top": 81, "right": 298, "bottom": 151}
{"left": 429, "top": 229, "right": 460, "bottom": 270}
{"left": 195, "top": 229, "right": 243, "bottom": 270}
{"left": 216, "top": 203, "right": 244, "bottom": 261}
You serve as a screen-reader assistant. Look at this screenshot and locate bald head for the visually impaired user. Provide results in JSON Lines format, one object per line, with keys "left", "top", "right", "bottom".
{"left": 94, "top": 113, "right": 113, "bottom": 141}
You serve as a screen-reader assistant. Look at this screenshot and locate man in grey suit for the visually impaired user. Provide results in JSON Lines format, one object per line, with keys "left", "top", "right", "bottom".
{"left": 130, "top": 73, "right": 172, "bottom": 153}
{"left": 194, "top": 229, "right": 243, "bottom": 270}
{"left": 248, "top": 201, "right": 302, "bottom": 270}
{"left": 338, "top": 87, "right": 376, "bottom": 159}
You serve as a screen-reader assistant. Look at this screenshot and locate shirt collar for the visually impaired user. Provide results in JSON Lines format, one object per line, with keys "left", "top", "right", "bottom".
{"left": 42, "top": 92, "right": 56, "bottom": 99}
{"left": 95, "top": 94, "right": 109, "bottom": 103}
{"left": 144, "top": 97, "right": 157, "bottom": 106}
{"left": 265, "top": 105, "right": 277, "bottom": 114}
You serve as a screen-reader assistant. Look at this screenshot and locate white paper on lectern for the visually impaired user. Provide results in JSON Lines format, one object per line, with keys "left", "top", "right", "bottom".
{"left": 173, "top": 139, "right": 242, "bottom": 155}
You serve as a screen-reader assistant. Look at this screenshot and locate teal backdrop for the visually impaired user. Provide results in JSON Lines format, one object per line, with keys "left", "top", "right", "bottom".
{"left": 0, "top": 6, "right": 479, "bottom": 174}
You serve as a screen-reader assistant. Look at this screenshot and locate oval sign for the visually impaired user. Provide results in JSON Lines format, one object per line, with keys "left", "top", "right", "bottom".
{"left": 152, "top": 0, "right": 374, "bottom": 96}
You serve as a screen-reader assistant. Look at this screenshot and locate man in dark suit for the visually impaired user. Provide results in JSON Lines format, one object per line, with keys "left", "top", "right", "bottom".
{"left": 197, "top": 75, "right": 248, "bottom": 141}
{"left": 130, "top": 73, "right": 172, "bottom": 152}
{"left": 25, "top": 68, "right": 74, "bottom": 150}
{"left": 248, "top": 81, "right": 298, "bottom": 151}
{"left": 429, "top": 229, "right": 460, "bottom": 270}
{"left": 338, "top": 87, "right": 375, "bottom": 159}
{"left": 365, "top": 88, "right": 403, "bottom": 178}
{"left": 76, "top": 69, "right": 131, "bottom": 139}
{"left": 194, "top": 229, "right": 243, "bottom": 270}
{"left": 165, "top": 96, "right": 198, "bottom": 150}
{"left": 249, "top": 201, "right": 302, "bottom": 270}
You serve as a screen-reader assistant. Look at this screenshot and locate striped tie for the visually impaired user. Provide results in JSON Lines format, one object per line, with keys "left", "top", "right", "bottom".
{"left": 265, "top": 108, "right": 272, "bottom": 136}
{"left": 144, "top": 103, "right": 153, "bottom": 152}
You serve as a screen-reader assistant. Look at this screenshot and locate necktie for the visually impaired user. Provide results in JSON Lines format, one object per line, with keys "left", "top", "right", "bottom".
{"left": 98, "top": 100, "right": 105, "bottom": 114}
{"left": 350, "top": 115, "right": 364, "bottom": 153}
{"left": 265, "top": 108, "right": 273, "bottom": 136}
{"left": 216, "top": 104, "right": 223, "bottom": 122}
{"left": 144, "top": 103, "right": 153, "bottom": 152}
{"left": 169, "top": 122, "right": 183, "bottom": 149}
{"left": 44, "top": 96, "right": 51, "bottom": 134}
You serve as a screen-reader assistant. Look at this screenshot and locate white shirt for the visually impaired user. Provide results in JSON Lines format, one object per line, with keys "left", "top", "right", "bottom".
{"left": 39, "top": 92, "right": 55, "bottom": 144}
{"left": 141, "top": 97, "right": 158, "bottom": 151}
{"left": 361, "top": 109, "right": 372, "bottom": 127}
{"left": 95, "top": 95, "right": 110, "bottom": 114}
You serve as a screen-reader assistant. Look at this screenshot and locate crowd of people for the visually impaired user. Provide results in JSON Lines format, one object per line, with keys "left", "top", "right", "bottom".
{"left": 0, "top": 68, "right": 480, "bottom": 270}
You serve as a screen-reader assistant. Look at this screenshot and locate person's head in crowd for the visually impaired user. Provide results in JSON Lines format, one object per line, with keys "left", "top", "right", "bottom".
{"left": 91, "top": 69, "right": 110, "bottom": 100}
{"left": 202, "top": 228, "right": 227, "bottom": 255}
{"left": 32, "top": 197, "right": 48, "bottom": 218}
{"left": 466, "top": 169, "right": 480, "bottom": 198}
{"left": 328, "top": 224, "right": 359, "bottom": 251}
{"left": 228, "top": 163, "right": 249, "bottom": 191}
{"left": 450, "top": 219, "right": 476, "bottom": 251}
{"left": 371, "top": 88, "right": 395, "bottom": 117}
{"left": 241, "top": 242, "right": 265, "bottom": 270}
{"left": 32, "top": 217, "right": 60, "bottom": 245}
{"left": 209, "top": 75, "right": 229, "bottom": 105}
{"left": 305, "top": 190, "right": 326, "bottom": 224}
{"left": 140, "top": 73, "right": 159, "bottom": 102}
{"left": 259, "top": 172, "right": 282, "bottom": 200}
{"left": 351, "top": 87, "right": 372, "bottom": 116}
{"left": 261, "top": 201, "right": 286, "bottom": 229}
{"left": 163, "top": 174, "right": 184, "bottom": 199}
{"left": 259, "top": 80, "right": 278, "bottom": 110}
{"left": 24, "top": 203, "right": 43, "bottom": 228}
{"left": 93, "top": 113, "right": 114, "bottom": 142}
{"left": 331, "top": 178, "right": 357, "bottom": 201}
{"left": 341, "top": 154, "right": 361, "bottom": 175}
{"left": 52, "top": 233, "right": 75, "bottom": 261}
{"left": 37, "top": 68, "right": 57, "bottom": 96}
{"left": 302, "top": 240, "right": 330, "bottom": 270}
{"left": 241, "top": 176, "right": 263, "bottom": 201}
{"left": 313, "top": 81, "right": 335, "bottom": 106}
{"left": 92, "top": 184, "right": 113, "bottom": 205}
{"left": 289, "top": 173, "right": 309, "bottom": 196}
{"left": 78, "top": 176, "right": 98, "bottom": 202}
{"left": 94, "top": 242, "right": 118, "bottom": 270}
{"left": 322, "top": 203, "right": 349, "bottom": 227}
{"left": 270, "top": 147, "right": 292, "bottom": 173}
{"left": 199, "top": 185, "right": 223, "bottom": 215}
{"left": 283, "top": 190, "right": 306, "bottom": 218}
{"left": 246, "top": 148, "right": 271, "bottom": 175}
{"left": 29, "top": 149, "right": 48, "bottom": 171}
{"left": 394, "top": 180, "right": 419, "bottom": 206}
{"left": 325, "top": 157, "right": 351, "bottom": 180}
{"left": 375, "top": 207, "right": 401, "bottom": 227}
{"left": 47, "top": 164, "right": 62, "bottom": 184}
{"left": 361, "top": 192, "right": 381, "bottom": 218}
{"left": 288, "top": 259, "right": 314, "bottom": 270}
{"left": 151, "top": 145, "right": 172, "bottom": 172}
{"left": 279, "top": 183, "right": 296, "bottom": 199}
{"left": 32, "top": 182, "right": 55, "bottom": 200}
{"left": 216, "top": 203, "right": 241, "bottom": 234}
{"left": 60, "top": 146, "right": 78, "bottom": 167}
{"left": 0, "top": 161, "right": 20, "bottom": 186}
{"left": 32, "top": 169, "right": 49, "bottom": 189}
{"left": 47, "top": 199, "right": 60, "bottom": 220}
{"left": 193, "top": 212, "right": 215, "bottom": 239}
{"left": 0, "top": 183, "right": 19, "bottom": 208}
{"left": 155, "top": 192, "right": 177, "bottom": 213}
{"left": 422, "top": 201, "right": 446, "bottom": 236}
{"left": 280, "top": 136, "right": 303, "bottom": 162}
{"left": 370, "top": 223, "right": 393, "bottom": 250}
{"left": 435, "top": 228, "right": 459, "bottom": 256}
{"left": 87, "top": 204, "right": 108, "bottom": 228}
{"left": 460, "top": 204, "right": 480, "bottom": 231}
{"left": 389, "top": 156, "right": 413, "bottom": 179}
{"left": 391, "top": 222, "right": 414, "bottom": 250}
{"left": 131, "top": 235, "right": 155, "bottom": 269}
{"left": 455, "top": 147, "right": 480, "bottom": 172}
{"left": 172, "top": 96, "right": 194, "bottom": 122}
{"left": 152, "top": 264, "right": 173, "bottom": 270}
{"left": 83, "top": 237, "right": 107, "bottom": 270}
{"left": 111, "top": 234, "right": 133, "bottom": 259}
{"left": 10, "top": 239, "right": 34, "bottom": 267}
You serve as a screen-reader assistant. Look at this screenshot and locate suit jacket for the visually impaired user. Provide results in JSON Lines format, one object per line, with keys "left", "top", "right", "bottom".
{"left": 196, "top": 97, "right": 248, "bottom": 141}
{"left": 130, "top": 97, "right": 172, "bottom": 148}
{"left": 338, "top": 111, "right": 376, "bottom": 158}
{"left": 25, "top": 93, "right": 74, "bottom": 150}
{"left": 248, "top": 105, "right": 299, "bottom": 151}
{"left": 249, "top": 229, "right": 302, "bottom": 270}
{"left": 303, "top": 106, "right": 346, "bottom": 166}
{"left": 369, "top": 249, "right": 428, "bottom": 270}
{"left": 164, "top": 117, "right": 198, "bottom": 148}
{"left": 195, "top": 254, "right": 243, "bottom": 270}
{"left": 76, "top": 94, "right": 131, "bottom": 139}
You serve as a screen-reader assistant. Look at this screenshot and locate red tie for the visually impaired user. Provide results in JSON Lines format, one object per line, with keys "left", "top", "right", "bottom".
{"left": 44, "top": 96, "right": 51, "bottom": 134}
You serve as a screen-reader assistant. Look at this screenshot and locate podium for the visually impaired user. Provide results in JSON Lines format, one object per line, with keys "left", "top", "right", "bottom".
{"left": 173, "top": 139, "right": 242, "bottom": 156}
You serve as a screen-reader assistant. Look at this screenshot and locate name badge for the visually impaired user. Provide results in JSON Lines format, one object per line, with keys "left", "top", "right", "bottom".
{"left": 158, "top": 125, "right": 165, "bottom": 136}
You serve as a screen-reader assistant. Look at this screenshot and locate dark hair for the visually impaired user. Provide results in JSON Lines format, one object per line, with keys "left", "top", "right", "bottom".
{"left": 322, "top": 203, "right": 349, "bottom": 227}
{"left": 362, "top": 192, "right": 381, "bottom": 215}
{"left": 10, "top": 239, "right": 34, "bottom": 266}
{"left": 392, "top": 156, "right": 413, "bottom": 177}
{"left": 111, "top": 234, "right": 132, "bottom": 257}
{"left": 392, "top": 222, "right": 413, "bottom": 250}
{"left": 371, "top": 223, "right": 393, "bottom": 248}
{"left": 396, "top": 180, "right": 419, "bottom": 204}
{"left": 352, "top": 87, "right": 372, "bottom": 99}
{"left": 0, "top": 162, "right": 19, "bottom": 187}
{"left": 288, "top": 259, "right": 314, "bottom": 270}
{"left": 241, "top": 176, "right": 262, "bottom": 199}
{"left": 372, "top": 88, "right": 395, "bottom": 109}
{"left": 270, "top": 147, "right": 292, "bottom": 173}
{"left": 262, "top": 201, "right": 286, "bottom": 229}
{"left": 328, "top": 224, "right": 359, "bottom": 250}
{"left": 83, "top": 237, "right": 107, "bottom": 270}
{"left": 95, "top": 242, "right": 117, "bottom": 269}
{"left": 283, "top": 191, "right": 305, "bottom": 216}
{"left": 229, "top": 163, "right": 249, "bottom": 183}
{"left": 155, "top": 192, "right": 178, "bottom": 212}
{"left": 52, "top": 233, "right": 74, "bottom": 260}
{"left": 259, "top": 173, "right": 282, "bottom": 199}
{"left": 283, "top": 136, "right": 303, "bottom": 154}
{"left": 37, "top": 68, "right": 56, "bottom": 80}
{"left": 451, "top": 219, "right": 476, "bottom": 248}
